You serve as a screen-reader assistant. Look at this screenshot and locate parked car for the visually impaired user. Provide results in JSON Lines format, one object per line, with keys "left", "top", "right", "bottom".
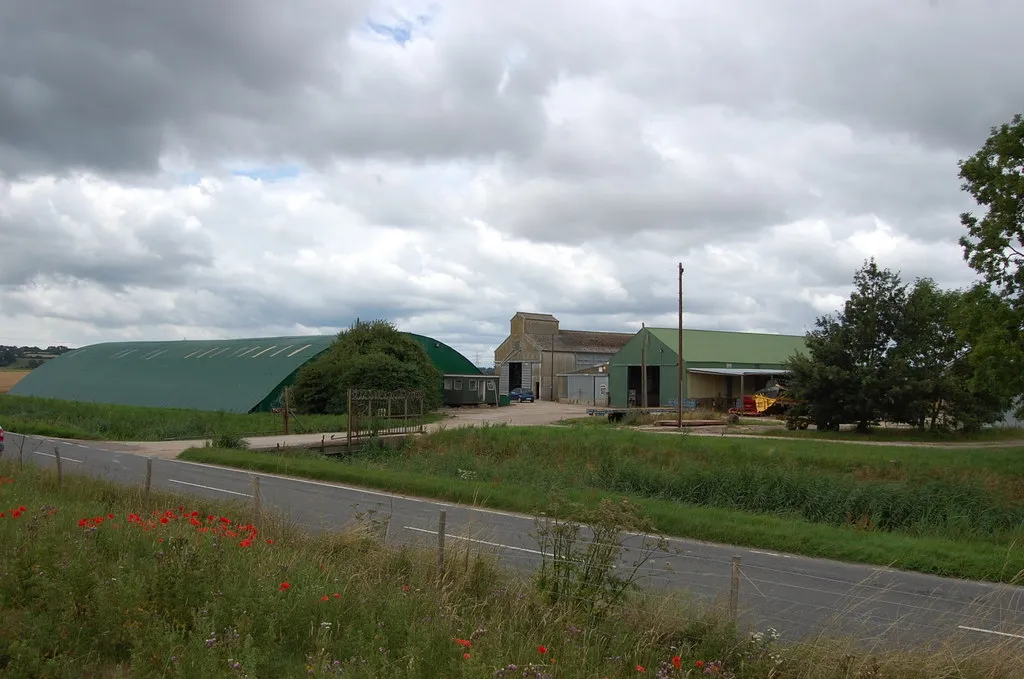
{"left": 509, "top": 387, "right": 535, "bottom": 403}
{"left": 0, "top": 425, "right": 4, "bottom": 453}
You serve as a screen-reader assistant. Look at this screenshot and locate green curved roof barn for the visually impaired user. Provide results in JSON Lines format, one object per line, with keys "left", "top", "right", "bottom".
{"left": 9, "top": 332, "right": 480, "bottom": 413}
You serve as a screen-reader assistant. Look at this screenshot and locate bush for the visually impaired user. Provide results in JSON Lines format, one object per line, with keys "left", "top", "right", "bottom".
{"left": 292, "top": 320, "right": 442, "bottom": 415}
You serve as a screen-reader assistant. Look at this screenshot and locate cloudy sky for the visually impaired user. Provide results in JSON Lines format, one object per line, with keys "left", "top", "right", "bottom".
{"left": 1, "top": 0, "right": 1022, "bottom": 364}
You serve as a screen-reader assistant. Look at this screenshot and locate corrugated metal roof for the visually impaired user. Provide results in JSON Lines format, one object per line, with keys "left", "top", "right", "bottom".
{"left": 525, "top": 329, "right": 634, "bottom": 355}
{"left": 687, "top": 367, "right": 790, "bottom": 376}
{"left": 10, "top": 335, "right": 337, "bottom": 413}
{"left": 405, "top": 333, "right": 481, "bottom": 375}
{"left": 9, "top": 331, "right": 480, "bottom": 413}
{"left": 646, "top": 328, "right": 807, "bottom": 364}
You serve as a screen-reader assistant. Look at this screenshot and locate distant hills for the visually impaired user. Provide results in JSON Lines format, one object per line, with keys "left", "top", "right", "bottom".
{"left": 0, "top": 345, "right": 71, "bottom": 370}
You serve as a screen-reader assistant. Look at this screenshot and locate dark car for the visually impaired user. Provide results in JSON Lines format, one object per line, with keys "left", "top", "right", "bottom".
{"left": 509, "top": 388, "right": 535, "bottom": 403}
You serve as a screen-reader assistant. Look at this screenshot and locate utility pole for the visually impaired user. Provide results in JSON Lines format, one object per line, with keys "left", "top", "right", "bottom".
{"left": 677, "top": 263, "right": 684, "bottom": 429}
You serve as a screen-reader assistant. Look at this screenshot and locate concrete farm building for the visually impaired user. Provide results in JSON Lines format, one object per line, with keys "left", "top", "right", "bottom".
{"left": 607, "top": 327, "right": 807, "bottom": 409}
{"left": 10, "top": 333, "right": 479, "bottom": 413}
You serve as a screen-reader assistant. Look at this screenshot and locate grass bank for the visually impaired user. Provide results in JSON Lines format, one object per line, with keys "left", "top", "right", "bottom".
{"left": 180, "top": 426, "right": 1024, "bottom": 583}
{"left": 0, "top": 393, "right": 444, "bottom": 441}
{"left": 1, "top": 462, "right": 1019, "bottom": 678}
{"left": 743, "top": 425, "right": 1024, "bottom": 443}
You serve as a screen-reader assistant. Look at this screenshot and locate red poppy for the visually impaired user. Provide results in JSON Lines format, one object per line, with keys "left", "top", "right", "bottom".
{"left": 455, "top": 639, "right": 471, "bottom": 647}
{"left": 266, "top": 539, "right": 275, "bottom": 544}
{"left": 673, "top": 656, "right": 681, "bottom": 670}
{"left": 538, "top": 646, "right": 547, "bottom": 654}
{"left": 18, "top": 506, "right": 26, "bottom": 512}
{"left": 279, "top": 582, "right": 291, "bottom": 591}
{"left": 695, "top": 661, "right": 704, "bottom": 668}
{"left": 332, "top": 593, "right": 340, "bottom": 598}
{"left": 463, "top": 653, "right": 471, "bottom": 659}
{"left": 160, "top": 517, "right": 169, "bottom": 524}
{"left": 238, "top": 539, "right": 252, "bottom": 548}
{"left": 321, "top": 595, "right": 329, "bottom": 601}
{"left": 107, "top": 513, "right": 115, "bottom": 519}
{"left": 635, "top": 666, "right": 645, "bottom": 672}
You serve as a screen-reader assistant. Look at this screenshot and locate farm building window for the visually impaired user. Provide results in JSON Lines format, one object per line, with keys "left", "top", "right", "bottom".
{"left": 444, "top": 378, "right": 453, "bottom": 389}
{"left": 454, "top": 379, "right": 462, "bottom": 389}
{"left": 469, "top": 379, "right": 477, "bottom": 390}
{"left": 486, "top": 381, "right": 495, "bottom": 390}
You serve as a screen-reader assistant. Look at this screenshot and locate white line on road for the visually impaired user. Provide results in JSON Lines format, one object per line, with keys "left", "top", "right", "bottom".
{"left": 403, "top": 525, "right": 547, "bottom": 556}
{"left": 957, "top": 625, "right": 1024, "bottom": 640}
{"left": 33, "top": 451, "right": 82, "bottom": 463}
{"left": 167, "top": 479, "right": 252, "bottom": 498}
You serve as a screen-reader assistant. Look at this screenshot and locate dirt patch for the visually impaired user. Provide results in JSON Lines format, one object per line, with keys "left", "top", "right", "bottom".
{"left": 0, "top": 370, "right": 29, "bottom": 393}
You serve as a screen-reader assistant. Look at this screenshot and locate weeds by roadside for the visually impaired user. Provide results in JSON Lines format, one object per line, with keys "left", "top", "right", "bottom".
{"left": 2, "top": 461, "right": 1021, "bottom": 678}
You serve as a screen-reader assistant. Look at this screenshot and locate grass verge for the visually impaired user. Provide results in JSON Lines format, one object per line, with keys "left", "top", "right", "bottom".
{"left": 742, "top": 425, "right": 1024, "bottom": 443}
{"left": 0, "top": 393, "right": 441, "bottom": 441}
{"left": 1, "top": 461, "right": 1020, "bottom": 678}
{"left": 179, "top": 425, "right": 1024, "bottom": 584}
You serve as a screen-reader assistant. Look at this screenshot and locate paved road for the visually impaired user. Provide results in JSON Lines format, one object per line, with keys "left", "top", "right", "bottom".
{"left": 6, "top": 431, "right": 1024, "bottom": 651}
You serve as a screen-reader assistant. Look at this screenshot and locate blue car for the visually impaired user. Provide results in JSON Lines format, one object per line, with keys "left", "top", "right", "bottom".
{"left": 509, "top": 388, "right": 535, "bottom": 403}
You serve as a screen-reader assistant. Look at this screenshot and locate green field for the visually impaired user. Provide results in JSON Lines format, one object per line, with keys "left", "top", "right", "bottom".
{"left": 744, "top": 425, "right": 1024, "bottom": 443}
{"left": 0, "top": 394, "right": 354, "bottom": 441}
{"left": 0, "top": 461, "right": 1016, "bottom": 678}
{"left": 180, "top": 425, "right": 1024, "bottom": 584}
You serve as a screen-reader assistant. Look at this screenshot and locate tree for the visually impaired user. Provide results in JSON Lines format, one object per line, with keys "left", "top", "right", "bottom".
{"left": 786, "top": 259, "right": 907, "bottom": 431}
{"left": 958, "top": 113, "right": 1024, "bottom": 304}
{"left": 291, "top": 319, "right": 443, "bottom": 414}
{"left": 957, "top": 112, "right": 1024, "bottom": 417}
{"left": 785, "top": 261, "right": 1009, "bottom": 432}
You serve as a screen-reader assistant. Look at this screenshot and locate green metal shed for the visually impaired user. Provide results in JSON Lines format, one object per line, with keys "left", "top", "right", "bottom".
{"left": 607, "top": 328, "right": 807, "bottom": 409}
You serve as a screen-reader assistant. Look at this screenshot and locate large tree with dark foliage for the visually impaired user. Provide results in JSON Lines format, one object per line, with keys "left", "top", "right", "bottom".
{"left": 956, "top": 112, "right": 1024, "bottom": 418}
{"left": 785, "top": 261, "right": 1008, "bottom": 432}
{"left": 291, "top": 319, "right": 442, "bottom": 414}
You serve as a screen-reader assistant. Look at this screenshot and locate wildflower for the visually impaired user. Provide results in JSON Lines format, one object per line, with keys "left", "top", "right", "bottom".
{"left": 238, "top": 538, "right": 252, "bottom": 548}
{"left": 321, "top": 595, "right": 329, "bottom": 601}
{"left": 636, "top": 665, "right": 645, "bottom": 672}
{"left": 673, "top": 656, "right": 681, "bottom": 670}
{"left": 538, "top": 645, "right": 547, "bottom": 654}
{"left": 455, "top": 638, "right": 471, "bottom": 647}
{"left": 463, "top": 653, "right": 471, "bottom": 659}
{"left": 266, "top": 538, "right": 275, "bottom": 544}
{"left": 695, "top": 661, "right": 704, "bottom": 668}
{"left": 332, "top": 592, "right": 340, "bottom": 598}
{"left": 160, "top": 517, "right": 169, "bottom": 524}
{"left": 402, "top": 585, "right": 410, "bottom": 592}
{"left": 279, "top": 581, "right": 291, "bottom": 591}
{"left": 107, "top": 513, "right": 115, "bottom": 519}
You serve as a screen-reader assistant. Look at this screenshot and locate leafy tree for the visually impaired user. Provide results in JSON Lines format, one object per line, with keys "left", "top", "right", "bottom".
{"left": 785, "top": 259, "right": 907, "bottom": 431}
{"left": 958, "top": 113, "right": 1024, "bottom": 304}
{"left": 785, "top": 262, "right": 1009, "bottom": 432}
{"left": 956, "top": 112, "right": 1024, "bottom": 417}
{"left": 291, "top": 319, "right": 443, "bottom": 414}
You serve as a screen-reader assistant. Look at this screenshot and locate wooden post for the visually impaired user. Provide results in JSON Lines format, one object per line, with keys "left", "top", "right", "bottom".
{"left": 252, "top": 476, "right": 262, "bottom": 526}
{"left": 145, "top": 457, "right": 153, "bottom": 500}
{"left": 54, "top": 446, "right": 63, "bottom": 487}
{"left": 437, "top": 509, "right": 446, "bottom": 579}
{"left": 678, "top": 263, "right": 684, "bottom": 429}
{"left": 346, "top": 389, "right": 353, "bottom": 448}
{"left": 730, "top": 555, "right": 741, "bottom": 622}
{"left": 283, "top": 388, "right": 290, "bottom": 435}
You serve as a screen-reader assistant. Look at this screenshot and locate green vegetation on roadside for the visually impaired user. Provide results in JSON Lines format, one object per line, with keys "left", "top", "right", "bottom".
{"left": 0, "top": 393, "right": 356, "bottom": 441}
{"left": 1, "top": 462, "right": 1018, "bottom": 678}
{"left": 743, "top": 424, "right": 1024, "bottom": 443}
{"left": 180, "top": 426, "right": 1024, "bottom": 584}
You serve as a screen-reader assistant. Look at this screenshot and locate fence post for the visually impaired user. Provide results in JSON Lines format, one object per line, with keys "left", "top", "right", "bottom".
{"left": 729, "top": 555, "right": 741, "bottom": 622}
{"left": 283, "top": 388, "right": 290, "bottom": 436}
{"left": 18, "top": 434, "right": 26, "bottom": 470}
{"left": 145, "top": 457, "right": 153, "bottom": 501}
{"left": 437, "top": 509, "right": 446, "bottom": 580}
{"left": 252, "top": 476, "right": 262, "bottom": 527}
{"left": 346, "top": 389, "right": 353, "bottom": 448}
{"left": 54, "top": 446, "right": 63, "bottom": 487}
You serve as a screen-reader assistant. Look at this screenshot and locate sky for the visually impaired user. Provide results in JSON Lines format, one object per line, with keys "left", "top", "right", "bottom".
{"left": 1, "top": 0, "right": 1022, "bottom": 365}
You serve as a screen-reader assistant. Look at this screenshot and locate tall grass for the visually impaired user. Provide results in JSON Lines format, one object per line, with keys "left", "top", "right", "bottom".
{"left": 0, "top": 393, "right": 350, "bottom": 441}
{"left": 1, "top": 461, "right": 1020, "bottom": 678}
{"left": 180, "top": 425, "right": 1024, "bottom": 582}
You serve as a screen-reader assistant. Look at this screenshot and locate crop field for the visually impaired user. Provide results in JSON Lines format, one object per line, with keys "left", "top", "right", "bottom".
{"left": 0, "top": 370, "right": 29, "bottom": 394}
{"left": 0, "top": 461, "right": 1017, "bottom": 678}
{"left": 182, "top": 425, "right": 1024, "bottom": 583}
{"left": 0, "top": 394, "right": 351, "bottom": 441}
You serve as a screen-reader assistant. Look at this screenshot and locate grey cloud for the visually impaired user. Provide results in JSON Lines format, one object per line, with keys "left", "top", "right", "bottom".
{"left": 0, "top": 0, "right": 551, "bottom": 177}
{"left": 0, "top": 179, "right": 214, "bottom": 289}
